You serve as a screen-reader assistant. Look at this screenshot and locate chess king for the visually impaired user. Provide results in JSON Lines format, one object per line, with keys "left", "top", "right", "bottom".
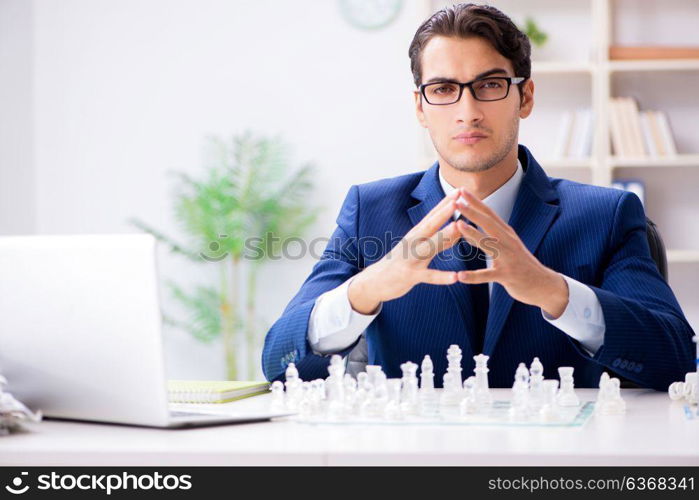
{"left": 262, "top": 3, "right": 695, "bottom": 390}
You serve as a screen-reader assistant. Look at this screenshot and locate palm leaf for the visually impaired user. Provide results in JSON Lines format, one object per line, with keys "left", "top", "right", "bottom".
{"left": 127, "top": 217, "right": 202, "bottom": 262}
{"left": 128, "top": 131, "right": 319, "bottom": 378}
{"left": 166, "top": 280, "right": 223, "bottom": 343}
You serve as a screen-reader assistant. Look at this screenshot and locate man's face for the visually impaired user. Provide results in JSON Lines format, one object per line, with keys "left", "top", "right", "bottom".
{"left": 414, "top": 36, "right": 534, "bottom": 173}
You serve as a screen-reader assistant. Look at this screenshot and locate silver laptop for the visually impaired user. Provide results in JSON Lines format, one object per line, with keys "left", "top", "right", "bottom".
{"left": 0, "top": 234, "right": 291, "bottom": 428}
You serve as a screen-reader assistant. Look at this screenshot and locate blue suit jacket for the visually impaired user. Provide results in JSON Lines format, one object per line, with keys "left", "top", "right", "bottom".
{"left": 262, "top": 145, "right": 695, "bottom": 390}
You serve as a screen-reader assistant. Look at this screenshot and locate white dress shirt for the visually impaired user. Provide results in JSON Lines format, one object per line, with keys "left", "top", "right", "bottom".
{"left": 307, "top": 160, "right": 606, "bottom": 356}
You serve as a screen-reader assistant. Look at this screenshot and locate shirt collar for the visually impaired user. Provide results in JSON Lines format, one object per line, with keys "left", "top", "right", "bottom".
{"left": 438, "top": 159, "right": 524, "bottom": 225}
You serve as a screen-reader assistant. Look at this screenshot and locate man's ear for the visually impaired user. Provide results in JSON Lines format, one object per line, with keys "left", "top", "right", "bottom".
{"left": 518, "top": 78, "right": 534, "bottom": 119}
{"left": 414, "top": 90, "right": 428, "bottom": 128}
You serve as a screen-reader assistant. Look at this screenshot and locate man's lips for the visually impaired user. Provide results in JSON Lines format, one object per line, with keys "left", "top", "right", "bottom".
{"left": 453, "top": 132, "right": 487, "bottom": 144}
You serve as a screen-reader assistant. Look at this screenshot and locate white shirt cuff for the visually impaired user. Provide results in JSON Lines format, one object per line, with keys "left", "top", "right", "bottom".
{"left": 308, "top": 276, "right": 382, "bottom": 355}
{"left": 541, "top": 274, "right": 606, "bottom": 356}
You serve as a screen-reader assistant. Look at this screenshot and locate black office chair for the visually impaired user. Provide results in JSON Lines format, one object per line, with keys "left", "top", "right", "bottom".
{"left": 613, "top": 216, "right": 667, "bottom": 388}
{"left": 645, "top": 216, "right": 668, "bottom": 282}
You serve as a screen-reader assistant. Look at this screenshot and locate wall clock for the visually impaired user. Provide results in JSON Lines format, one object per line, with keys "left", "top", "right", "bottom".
{"left": 339, "top": 0, "right": 404, "bottom": 31}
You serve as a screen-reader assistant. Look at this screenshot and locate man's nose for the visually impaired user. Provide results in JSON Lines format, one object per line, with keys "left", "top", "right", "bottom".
{"left": 454, "top": 89, "right": 484, "bottom": 125}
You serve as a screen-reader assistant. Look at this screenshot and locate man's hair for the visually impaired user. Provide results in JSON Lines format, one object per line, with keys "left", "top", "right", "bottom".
{"left": 408, "top": 3, "right": 531, "bottom": 97}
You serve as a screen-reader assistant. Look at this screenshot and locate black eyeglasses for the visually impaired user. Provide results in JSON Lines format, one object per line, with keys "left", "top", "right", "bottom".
{"left": 420, "top": 76, "right": 526, "bottom": 105}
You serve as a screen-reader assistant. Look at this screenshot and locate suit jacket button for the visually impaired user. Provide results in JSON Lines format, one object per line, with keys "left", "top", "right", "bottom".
{"left": 620, "top": 360, "right": 628, "bottom": 369}
{"left": 627, "top": 361, "right": 635, "bottom": 371}
{"left": 634, "top": 363, "right": 643, "bottom": 373}
{"left": 612, "top": 358, "right": 621, "bottom": 368}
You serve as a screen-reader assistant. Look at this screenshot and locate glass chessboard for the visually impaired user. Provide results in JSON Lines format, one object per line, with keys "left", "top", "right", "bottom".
{"left": 294, "top": 400, "right": 596, "bottom": 427}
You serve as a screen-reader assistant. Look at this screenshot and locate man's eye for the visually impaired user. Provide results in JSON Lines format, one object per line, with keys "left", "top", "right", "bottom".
{"left": 434, "top": 85, "right": 456, "bottom": 94}
{"left": 481, "top": 80, "right": 503, "bottom": 89}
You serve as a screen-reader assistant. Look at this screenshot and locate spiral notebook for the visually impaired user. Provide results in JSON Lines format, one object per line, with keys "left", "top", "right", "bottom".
{"left": 167, "top": 380, "right": 270, "bottom": 404}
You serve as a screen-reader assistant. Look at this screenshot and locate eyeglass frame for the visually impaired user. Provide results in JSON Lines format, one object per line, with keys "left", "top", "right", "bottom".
{"left": 419, "top": 76, "right": 527, "bottom": 105}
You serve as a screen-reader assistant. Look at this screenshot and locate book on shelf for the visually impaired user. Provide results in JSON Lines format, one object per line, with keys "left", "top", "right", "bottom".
{"left": 655, "top": 110, "right": 678, "bottom": 156}
{"left": 553, "top": 108, "right": 593, "bottom": 160}
{"left": 608, "top": 97, "right": 677, "bottom": 158}
{"left": 626, "top": 97, "right": 646, "bottom": 156}
{"left": 609, "top": 98, "right": 626, "bottom": 157}
{"left": 167, "top": 380, "right": 270, "bottom": 404}
{"left": 610, "top": 46, "right": 699, "bottom": 60}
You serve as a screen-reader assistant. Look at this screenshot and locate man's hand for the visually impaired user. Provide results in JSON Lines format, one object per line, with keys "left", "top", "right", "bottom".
{"left": 348, "top": 190, "right": 462, "bottom": 314}
{"left": 454, "top": 187, "right": 569, "bottom": 318}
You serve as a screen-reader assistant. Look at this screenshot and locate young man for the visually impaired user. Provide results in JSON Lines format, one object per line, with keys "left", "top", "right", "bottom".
{"left": 262, "top": 3, "right": 695, "bottom": 390}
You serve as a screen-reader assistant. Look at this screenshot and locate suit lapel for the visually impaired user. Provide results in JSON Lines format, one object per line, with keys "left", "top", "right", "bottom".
{"left": 482, "top": 146, "right": 561, "bottom": 355}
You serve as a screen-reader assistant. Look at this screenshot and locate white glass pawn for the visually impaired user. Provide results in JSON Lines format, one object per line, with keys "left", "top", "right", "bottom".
{"left": 342, "top": 374, "right": 358, "bottom": 415}
{"left": 509, "top": 363, "right": 529, "bottom": 419}
{"left": 400, "top": 361, "right": 419, "bottom": 415}
{"left": 596, "top": 373, "right": 625, "bottom": 415}
{"left": 529, "top": 357, "right": 544, "bottom": 381}
{"left": 365, "top": 365, "right": 383, "bottom": 386}
{"left": 329, "top": 354, "right": 345, "bottom": 376}
{"left": 420, "top": 355, "right": 435, "bottom": 391}
{"left": 473, "top": 353, "right": 492, "bottom": 411}
{"left": 326, "top": 355, "right": 345, "bottom": 403}
{"left": 285, "top": 362, "right": 299, "bottom": 390}
{"left": 315, "top": 378, "right": 326, "bottom": 401}
{"left": 301, "top": 381, "right": 312, "bottom": 399}
{"left": 327, "top": 358, "right": 348, "bottom": 418}
{"left": 327, "top": 355, "right": 345, "bottom": 384}
{"left": 528, "top": 357, "right": 545, "bottom": 411}
{"left": 419, "top": 355, "right": 438, "bottom": 417}
{"left": 298, "top": 397, "right": 312, "bottom": 419}
{"left": 270, "top": 380, "right": 285, "bottom": 410}
{"left": 298, "top": 381, "right": 313, "bottom": 418}
{"left": 539, "top": 379, "right": 560, "bottom": 421}
{"left": 607, "top": 377, "right": 626, "bottom": 414}
{"left": 595, "top": 372, "right": 611, "bottom": 408}
{"left": 359, "top": 384, "right": 376, "bottom": 418}
{"left": 384, "top": 380, "right": 403, "bottom": 421}
{"left": 515, "top": 362, "right": 530, "bottom": 386}
{"left": 556, "top": 366, "right": 580, "bottom": 407}
{"left": 284, "top": 363, "right": 302, "bottom": 410}
{"left": 355, "top": 372, "right": 371, "bottom": 408}
{"left": 328, "top": 354, "right": 345, "bottom": 376}
{"left": 459, "top": 376, "right": 477, "bottom": 415}
{"left": 309, "top": 379, "right": 324, "bottom": 416}
{"left": 385, "top": 378, "right": 403, "bottom": 420}
{"left": 372, "top": 372, "right": 389, "bottom": 417}
{"left": 374, "top": 371, "right": 387, "bottom": 388}
{"left": 440, "top": 372, "right": 453, "bottom": 406}
{"left": 386, "top": 378, "right": 402, "bottom": 405}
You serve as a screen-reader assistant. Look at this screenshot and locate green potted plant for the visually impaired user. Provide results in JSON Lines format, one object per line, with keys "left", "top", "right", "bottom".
{"left": 521, "top": 16, "right": 548, "bottom": 49}
{"left": 130, "top": 132, "right": 318, "bottom": 380}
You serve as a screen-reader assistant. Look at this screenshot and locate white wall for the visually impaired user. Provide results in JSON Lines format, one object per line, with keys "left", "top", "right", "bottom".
{"left": 0, "top": 0, "right": 35, "bottom": 234}
{"left": 3, "top": 0, "right": 430, "bottom": 379}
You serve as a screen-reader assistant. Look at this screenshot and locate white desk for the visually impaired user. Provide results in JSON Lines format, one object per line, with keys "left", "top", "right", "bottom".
{"left": 1, "top": 389, "right": 697, "bottom": 466}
